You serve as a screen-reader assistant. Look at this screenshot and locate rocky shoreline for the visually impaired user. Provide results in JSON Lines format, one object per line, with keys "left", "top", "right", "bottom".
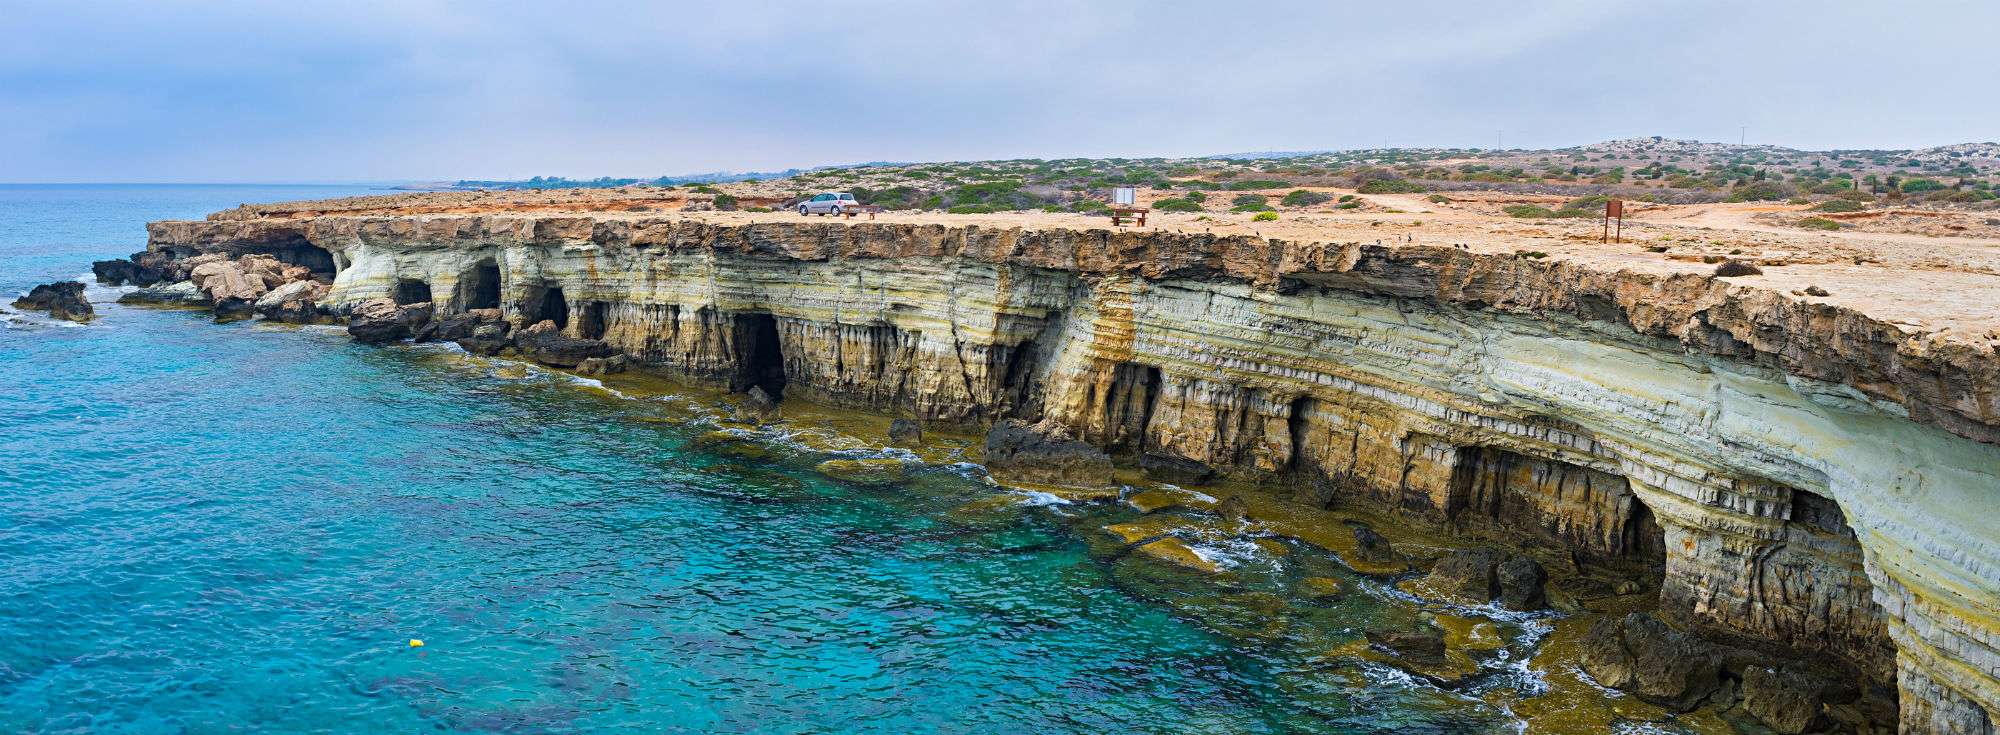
{"left": 93, "top": 210, "right": 2000, "bottom": 734}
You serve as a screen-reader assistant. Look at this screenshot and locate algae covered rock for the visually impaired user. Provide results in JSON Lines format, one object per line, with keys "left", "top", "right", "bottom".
{"left": 887, "top": 418, "right": 923, "bottom": 446}
{"left": 1423, "top": 548, "right": 1547, "bottom": 611}
{"left": 814, "top": 458, "right": 908, "bottom": 486}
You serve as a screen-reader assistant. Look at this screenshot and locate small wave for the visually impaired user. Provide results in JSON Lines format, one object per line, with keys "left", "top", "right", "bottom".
{"left": 1011, "top": 490, "right": 1071, "bottom": 507}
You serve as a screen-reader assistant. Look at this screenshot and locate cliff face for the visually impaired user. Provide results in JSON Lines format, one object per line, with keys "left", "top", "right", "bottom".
{"left": 148, "top": 214, "right": 2000, "bottom": 733}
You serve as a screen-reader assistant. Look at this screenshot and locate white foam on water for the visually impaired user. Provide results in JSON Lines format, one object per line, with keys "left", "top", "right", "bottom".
{"left": 1010, "top": 490, "right": 1071, "bottom": 507}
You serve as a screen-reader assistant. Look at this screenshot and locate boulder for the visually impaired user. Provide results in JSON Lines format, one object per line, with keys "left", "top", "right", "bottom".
{"left": 1497, "top": 555, "right": 1548, "bottom": 610}
{"left": 1578, "top": 612, "right": 1726, "bottom": 712}
{"left": 982, "top": 419, "right": 1114, "bottom": 487}
{"left": 887, "top": 418, "right": 923, "bottom": 446}
{"left": 347, "top": 298, "right": 433, "bottom": 345}
{"left": 744, "top": 385, "right": 779, "bottom": 414}
{"left": 431, "top": 309, "right": 504, "bottom": 342}
{"left": 13, "top": 281, "right": 93, "bottom": 322}
{"left": 253, "top": 280, "right": 328, "bottom": 323}
{"left": 1741, "top": 665, "right": 1840, "bottom": 734}
{"left": 188, "top": 259, "right": 267, "bottom": 302}
{"left": 456, "top": 321, "right": 512, "bottom": 356}
{"left": 1139, "top": 452, "right": 1217, "bottom": 485}
{"left": 1423, "top": 548, "right": 1547, "bottom": 610}
{"left": 119, "top": 280, "right": 205, "bottom": 306}
{"left": 514, "top": 319, "right": 614, "bottom": 367}
{"left": 1425, "top": 548, "right": 1503, "bottom": 603}
{"left": 1352, "top": 525, "right": 1395, "bottom": 564}
{"left": 92, "top": 256, "right": 165, "bottom": 287}
{"left": 576, "top": 355, "right": 628, "bottom": 376}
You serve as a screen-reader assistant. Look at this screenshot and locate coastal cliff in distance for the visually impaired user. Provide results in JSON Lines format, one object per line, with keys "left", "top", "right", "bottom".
{"left": 126, "top": 203, "right": 2000, "bottom": 734}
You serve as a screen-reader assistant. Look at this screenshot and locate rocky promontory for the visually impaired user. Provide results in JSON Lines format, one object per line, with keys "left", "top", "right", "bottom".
{"left": 103, "top": 199, "right": 2000, "bottom": 734}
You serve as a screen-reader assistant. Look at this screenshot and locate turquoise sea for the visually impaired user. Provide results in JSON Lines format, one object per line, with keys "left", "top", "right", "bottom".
{"left": 0, "top": 185, "right": 1565, "bottom": 733}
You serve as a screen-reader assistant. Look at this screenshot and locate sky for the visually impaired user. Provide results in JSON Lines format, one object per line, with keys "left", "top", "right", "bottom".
{"left": 5, "top": 0, "right": 1995, "bottom": 183}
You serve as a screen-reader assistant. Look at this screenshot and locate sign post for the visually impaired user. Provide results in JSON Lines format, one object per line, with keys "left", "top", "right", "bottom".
{"left": 1604, "top": 199, "right": 1625, "bottom": 243}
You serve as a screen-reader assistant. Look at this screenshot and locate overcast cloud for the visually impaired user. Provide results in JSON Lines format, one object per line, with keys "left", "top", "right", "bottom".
{"left": 4, "top": 0, "right": 1994, "bottom": 182}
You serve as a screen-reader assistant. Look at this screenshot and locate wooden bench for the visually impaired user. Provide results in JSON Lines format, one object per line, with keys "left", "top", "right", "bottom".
{"left": 1109, "top": 206, "right": 1149, "bottom": 227}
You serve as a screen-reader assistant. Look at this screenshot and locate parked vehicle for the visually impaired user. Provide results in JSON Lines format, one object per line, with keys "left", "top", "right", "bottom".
{"left": 799, "top": 192, "right": 859, "bottom": 216}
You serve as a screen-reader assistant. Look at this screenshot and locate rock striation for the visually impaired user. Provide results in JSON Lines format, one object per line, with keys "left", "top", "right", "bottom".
{"left": 126, "top": 212, "right": 2000, "bottom": 733}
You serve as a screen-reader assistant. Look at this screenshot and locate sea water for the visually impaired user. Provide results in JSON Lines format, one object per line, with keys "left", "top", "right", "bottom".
{"left": 0, "top": 185, "right": 1574, "bottom": 733}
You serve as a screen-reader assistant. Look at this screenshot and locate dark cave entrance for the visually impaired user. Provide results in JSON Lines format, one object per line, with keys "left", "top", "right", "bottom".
{"left": 391, "top": 278, "right": 432, "bottom": 305}
{"left": 523, "top": 285, "right": 569, "bottom": 328}
{"left": 460, "top": 260, "right": 501, "bottom": 310}
{"left": 578, "top": 301, "right": 610, "bottom": 341}
{"left": 268, "top": 236, "right": 338, "bottom": 281}
{"left": 1287, "top": 396, "right": 1315, "bottom": 472}
{"left": 731, "top": 313, "right": 787, "bottom": 398}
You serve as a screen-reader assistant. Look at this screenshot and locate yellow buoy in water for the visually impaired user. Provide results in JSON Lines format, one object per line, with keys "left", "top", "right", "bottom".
{"left": 408, "top": 639, "right": 424, "bottom": 648}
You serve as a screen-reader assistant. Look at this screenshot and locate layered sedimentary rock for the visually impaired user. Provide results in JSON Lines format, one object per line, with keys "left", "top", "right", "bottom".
{"left": 141, "top": 214, "right": 2000, "bottom": 732}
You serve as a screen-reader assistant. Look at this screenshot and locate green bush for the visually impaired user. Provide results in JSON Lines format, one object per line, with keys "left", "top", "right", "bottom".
{"left": 1565, "top": 195, "right": 1610, "bottom": 210}
{"left": 1186, "top": 190, "right": 1207, "bottom": 203}
{"left": 1357, "top": 179, "right": 1426, "bottom": 194}
{"left": 1152, "top": 198, "right": 1202, "bottom": 212}
{"left": 1797, "top": 217, "right": 1843, "bottom": 231}
{"left": 1337, "top": 194, "right": 1356, "bottom": 203}
{"left": 1231, "top": 194, "right": 1269, "bottom": 207}
{"left": 948, "top": 204, "right": 996, "bottom": 214}
{"left": 1725, "top": 181, "right": 1795, "bottom": 202}
{"left": 744, "top": 206, "right": 772, "bottom": 213}
{"left": 1503, "top": 205, "right": 1555, "bottom": 218}
{"left": 1813, "top": 199, "right": 1866, "bottom": 213}
{"left": 1900, "top": 178, "right": 1946, "bottom": 193}
{"left": 1069, "top": 199, "right": 1109, "bottom": 212}
{"left": 1251, "top": 211, "right": 1279, "bottom": 221}
{"left": 1426, "top": 194, "right": 1451, "bottom": 203}
{"left": 1334, "top": 201, "right": 1361, "bottom": 210}
{"left": 1281, "top": 190, "right": 1332, "bottom": 207}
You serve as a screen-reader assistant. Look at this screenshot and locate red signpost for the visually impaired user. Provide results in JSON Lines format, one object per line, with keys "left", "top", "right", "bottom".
{"left": 1604, "top": 199, "right": 1625, "bottom": 243}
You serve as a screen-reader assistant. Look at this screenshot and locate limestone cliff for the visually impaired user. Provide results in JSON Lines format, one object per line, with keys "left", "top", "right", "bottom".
{"left": 143, "top": 213, "right": 2000, "bottom": 733}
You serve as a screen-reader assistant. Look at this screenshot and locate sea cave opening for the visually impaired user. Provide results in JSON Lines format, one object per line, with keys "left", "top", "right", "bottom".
{"left": 578, "top": 301, "right": 609, "bottom": 341}
{"left": 525, "top": 285, "right": 569, "bottom": 329}
{"left": 732, "top": 313, "right": 787, "bottom": 398}
{"left": 391, "top": 278, "right": 433, "bottom": 305}
{"left": 459, "top": 260, "right": 501, "bottom": 311}
{"left": 268, "top": 236, "right": 338, "bottom": 281}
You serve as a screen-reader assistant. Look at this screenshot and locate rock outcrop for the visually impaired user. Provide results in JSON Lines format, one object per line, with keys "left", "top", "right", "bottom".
{"left": 14, "top": 281, "right": 93, "bottom": 322}
{"left": 119, "top": 212, "right": 2000, "bottom": 733}
{"left": 983, "top": 419, "right": 1115, "bottom": 487}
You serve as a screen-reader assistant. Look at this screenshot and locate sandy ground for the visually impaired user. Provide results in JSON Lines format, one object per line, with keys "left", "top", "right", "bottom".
{"left": 213, "top": 187, "right": 2000, "bottom": 343}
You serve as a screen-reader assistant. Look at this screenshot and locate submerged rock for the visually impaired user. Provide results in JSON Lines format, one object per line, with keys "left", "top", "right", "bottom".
{"left": 814, "top": 458, "right": 908, "bottom": 486}
{"left": 982, "top": 419, "right": 1113, "bottom": 487}
{"left": 13, "top": 281, "right": 93, "bottom": 322}
{"left": 1578, "top": 612, "right": 1726, "bottom": 712}
{"left": 744, "top": 385, "right": 778, "bottom": 415}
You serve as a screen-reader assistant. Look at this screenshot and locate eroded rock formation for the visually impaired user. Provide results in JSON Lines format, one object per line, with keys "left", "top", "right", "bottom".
{"left": 126, "top": 213, "right": 2000, "bottom": 733}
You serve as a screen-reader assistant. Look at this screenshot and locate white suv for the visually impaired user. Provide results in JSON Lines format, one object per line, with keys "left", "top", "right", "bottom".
{"left": 799, "top": 192, "right": 859, "bottom": 215}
